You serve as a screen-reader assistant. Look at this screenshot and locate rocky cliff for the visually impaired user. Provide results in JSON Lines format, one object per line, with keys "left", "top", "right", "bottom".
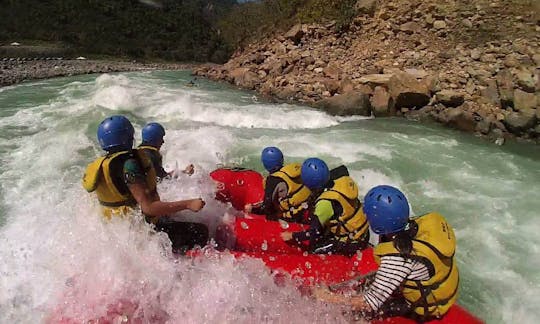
{"left": 195, "top": 0, "right": 540, "bottom": 142}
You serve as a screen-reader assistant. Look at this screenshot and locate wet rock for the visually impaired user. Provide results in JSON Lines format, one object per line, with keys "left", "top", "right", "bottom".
{"left": 533, "top": 124, "right": 540, "bottom": 137}
{"left": 405, "top": 105, "right": 437, "bottom": 122}
{"left": 436, "top": 90, "right": 465, "bottom": 107}
{"left": 494, "top": 136, "right": 505, "bottom": 145}
{"left": 370, "top": 86, "right": 391, "bottom": 116}
{"left": 388, "top": 72, "right": 430, "bottom": 109}
{"left": 489, "top": 127, "right": 505, "bottom": 141}
{"left": 475, "top": 118, "right": 492, "bottom": 134}
{"left": 503, "top": 111, "right": 537, "bottom": 133}
{"left": 230, "top": 68, "right": 260, "bottom": 89}
{"left": 439, "top": 107, "right": 477, "bottom": 132}
{"left": 315, "top": 92, "right": 371, "bottom": 116}
{"left": 274, "top": 85, "right": 298, "bottom": 100}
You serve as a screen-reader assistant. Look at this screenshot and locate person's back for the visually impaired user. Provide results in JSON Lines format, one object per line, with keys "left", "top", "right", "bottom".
{"left": 314, "top": 174, "right": 369, "bottom": 251}
{"left": 246, "top": 147, "right": 311, "bottom": 223}
{"left": 83, "top": 116, "right": 158, "bottom": 218}
{"left": 138, "top": 122, "right": 169, "bottom": 179}
{"left": 138, "top": 122, "right": 194, "bottom": 180}
{"left": 313, "top": 185, "right": 458, "bottom": 321}
{"left": 282, "top": 158, "right": 369, "bottom": 256}
{"left": 371, "top": 211, "right": 458, "bottom": 320}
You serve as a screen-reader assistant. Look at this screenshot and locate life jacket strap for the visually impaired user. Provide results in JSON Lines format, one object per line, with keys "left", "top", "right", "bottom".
{"left": 99, "top": 199, "right": 137, "bottom": 207}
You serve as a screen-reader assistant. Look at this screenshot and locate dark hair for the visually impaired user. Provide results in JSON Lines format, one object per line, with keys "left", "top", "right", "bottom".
{"left": 393, "top": 220, "right": 418, "bottom": 256}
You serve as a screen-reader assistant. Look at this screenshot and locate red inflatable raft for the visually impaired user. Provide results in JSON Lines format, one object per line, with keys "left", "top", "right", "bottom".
{"left": 50, "top": 168, "right": 482, "bottom": 323}
{"left": 210, "top": 167, "right": 483, "bottom": 324}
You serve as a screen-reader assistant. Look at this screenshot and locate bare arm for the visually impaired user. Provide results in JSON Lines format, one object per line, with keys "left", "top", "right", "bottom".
{"left": 128, "top": 182, "right": 205, "bottom": 218}
{"left": 312, "top": 287, "right": 370, "bottom": 311}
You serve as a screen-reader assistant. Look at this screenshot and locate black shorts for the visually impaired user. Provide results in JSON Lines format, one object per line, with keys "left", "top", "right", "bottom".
{"left": 152, "top": 217, "right": 209, "bottom": 253}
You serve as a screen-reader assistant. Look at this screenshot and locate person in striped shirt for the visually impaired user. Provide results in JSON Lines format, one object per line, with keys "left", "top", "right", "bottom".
{"left": 313, "top": 185, "right": 459, "bottom": 321}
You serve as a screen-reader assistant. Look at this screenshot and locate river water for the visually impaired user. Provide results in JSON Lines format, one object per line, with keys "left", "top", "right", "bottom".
{"left": 0, "top": 70, "right": 539, "bottom": 323}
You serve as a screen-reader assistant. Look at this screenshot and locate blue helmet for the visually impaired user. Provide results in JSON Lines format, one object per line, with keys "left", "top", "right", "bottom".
{"left": 301, "top": 158, "right": 330, "bottom": 190}
{"left": 97, "top": 115, "right": 134, "bottom": 152}
{"left": 142, "top": 122, "right": 166, "bottom": 147}
{"left": 261, "top": 147, "right": 284, "bottom": 173}
{"left": 363, "top": 185, "right": 410, "bottom": 235}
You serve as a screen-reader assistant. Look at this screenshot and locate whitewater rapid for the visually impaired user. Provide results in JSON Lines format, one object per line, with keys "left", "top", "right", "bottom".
{"left": 0, "top": 71, "right": 539, "bottom": 323}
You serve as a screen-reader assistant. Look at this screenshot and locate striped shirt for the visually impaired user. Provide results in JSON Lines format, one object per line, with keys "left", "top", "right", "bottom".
{"left": 363, "top": 255, "right": 430, "bottom": 311}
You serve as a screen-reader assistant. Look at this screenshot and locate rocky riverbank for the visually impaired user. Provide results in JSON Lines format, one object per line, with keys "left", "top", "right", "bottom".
{"left": 0, "top": 59, "right": 193, "bottom": 87}
{"left": 194, "top": 0, "right": 540, "bottom": 143}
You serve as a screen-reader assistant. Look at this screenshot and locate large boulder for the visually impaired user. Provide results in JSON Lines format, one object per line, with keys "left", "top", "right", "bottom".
{"left": 315, "top": 92, "right": 371, "bottom": 116}
{"left": 388, "top": 73, "right": 430, "bottom": 109}
{"left": 358, "top": 74, "right": 393, "bottom": 87}
{"left": 370, "top": 86, "right": 391, "bottom": 116}
{"left": 229, "top": 68, "right": 260, "bottom": 90}
{"left": 339, "top": 77, "right": 355, "bottom": 94}
{"left": 274, "top": 85, "right": 298, "bottom": 101}
{"left": 436, "top": 90, "right": 465, "bottom": 107}
{"left": 321, "top": 78, "right": 341, "bottom": 95}
{"left": 323, "top": 63, "right": 342, "bottom": 79}
{"left": 438, "top": 107, "right": 477, "bottom": 132}
{"left": 513, "top": 89, "right": 538, "bottom": 112}
{"left": 515, "top": 69, "right": 536, "bottom": 93}
{"left": 503, "top": 111, "right": 537, "bottom": 133}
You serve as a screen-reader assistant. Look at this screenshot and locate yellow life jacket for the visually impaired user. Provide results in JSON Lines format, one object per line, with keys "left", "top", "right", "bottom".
{"left": 268, "top": 163, "right": 312, "bottom": 221}
{"left": 316, "top": 176, "right": 369, "bottom": 243}
{"left": 82, "top": 149, "right": 157, "bottom": 219}
{"left": 373, "top": 212, "right": 459, "bottom": 319}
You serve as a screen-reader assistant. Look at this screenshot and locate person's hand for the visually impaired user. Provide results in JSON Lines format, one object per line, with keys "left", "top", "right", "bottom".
{"left": 183, "top": 164, "right": 194, "bottom": 176}
{"left": 188, "top": 198, "right": 205, "bottom": 212}
{"left": 244, "top": 203, "right": 253, "bottom": 213}
{"left": 280, "top": 231, "right": 293, "bottom": 241}
{"left": 311, "top": 286, "right": 333, "bottom": 301}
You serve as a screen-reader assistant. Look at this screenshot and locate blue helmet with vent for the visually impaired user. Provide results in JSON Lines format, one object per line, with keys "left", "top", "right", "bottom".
{"left": 301, "top": 158, "right": 330, "bottom": 190}
{"left": 363, "top": 185, "right": 410, "bottom": 235}
{"left": 141, "top": 122, "right": 165, "bottom": 147}
{"left": 261, "top": 147, "right": 284, "bottom": 173}
{"left": 97, "top": 115, "right": 134, "bottom": 152}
